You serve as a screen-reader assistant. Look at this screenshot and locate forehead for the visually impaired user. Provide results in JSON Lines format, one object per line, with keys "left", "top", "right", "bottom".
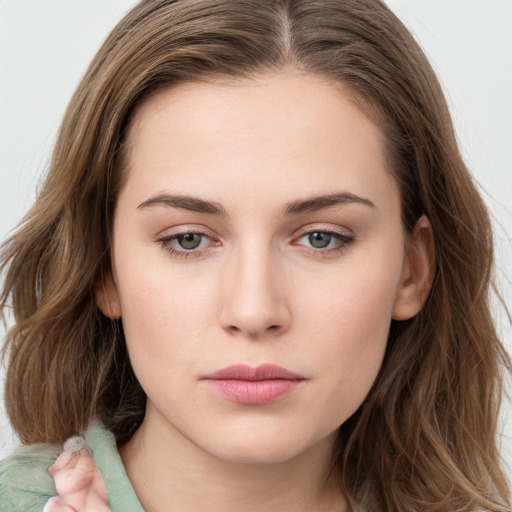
{"left": 121, "top": 70, "right": 398, "bottom": 213}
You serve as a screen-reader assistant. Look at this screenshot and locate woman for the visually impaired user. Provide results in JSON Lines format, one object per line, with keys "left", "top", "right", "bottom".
{"left": 1, "top": 0, "right": 510, "bottom": 510}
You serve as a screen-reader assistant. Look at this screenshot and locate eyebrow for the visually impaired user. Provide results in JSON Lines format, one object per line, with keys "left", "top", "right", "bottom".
{"left": 283, "top": 192, "right": 376, "bottom": 215}
{"left": 137, "top": 194, "right": 227, "bottom": 215}
{"left": 137, "top": 191, "right": 375, "bottom": 216}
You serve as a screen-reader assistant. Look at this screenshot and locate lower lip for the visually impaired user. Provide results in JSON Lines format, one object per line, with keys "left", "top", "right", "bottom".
{"left": 204, "top": 379, "right": 303, "bottom": 405}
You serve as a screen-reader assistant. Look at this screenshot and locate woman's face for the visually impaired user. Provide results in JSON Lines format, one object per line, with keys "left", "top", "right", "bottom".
{"left": 102, "top": 70, "right": 427, "bottom": 464}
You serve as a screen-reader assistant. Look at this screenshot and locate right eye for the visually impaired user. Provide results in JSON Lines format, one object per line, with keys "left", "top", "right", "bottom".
{"left": 174, "top": 233, "right": 208, "bottom": 250}
{"left": 157, "top": 231, "right": 215, "bottom": 258}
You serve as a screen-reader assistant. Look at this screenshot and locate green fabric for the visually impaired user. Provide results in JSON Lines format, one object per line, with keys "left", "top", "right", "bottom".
{"left": 0, "top": 421, "right": 145, "bottom": 512}
{"left": 0, "top": 440, "right": 60, "bottom": 512}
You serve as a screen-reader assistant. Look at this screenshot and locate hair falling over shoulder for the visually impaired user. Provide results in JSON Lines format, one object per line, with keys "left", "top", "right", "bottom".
{"left": 1, "top": 1, "right": 510, "bottom": 510}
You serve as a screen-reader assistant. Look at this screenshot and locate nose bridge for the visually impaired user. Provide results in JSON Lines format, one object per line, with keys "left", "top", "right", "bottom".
{"left": 220, "top": 237, "right": 290, "bottom": 337}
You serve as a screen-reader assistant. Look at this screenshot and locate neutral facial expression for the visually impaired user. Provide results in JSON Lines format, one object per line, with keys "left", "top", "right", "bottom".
{"left": 103, "top": 70, "right": 427, "bottom": 464}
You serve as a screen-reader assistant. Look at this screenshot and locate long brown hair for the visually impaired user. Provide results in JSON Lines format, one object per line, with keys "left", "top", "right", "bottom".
{"left": 1, "top": 1, "right": 510, "bottom": 509}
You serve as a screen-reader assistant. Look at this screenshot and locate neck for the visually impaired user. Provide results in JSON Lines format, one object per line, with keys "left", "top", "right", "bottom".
{"left": 119, "top": 406, "right": 349, "bottom": 512}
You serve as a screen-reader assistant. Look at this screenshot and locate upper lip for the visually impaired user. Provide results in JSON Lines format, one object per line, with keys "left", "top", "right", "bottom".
{"left": 202, "top": 364, "right": 305, "bottom": 381}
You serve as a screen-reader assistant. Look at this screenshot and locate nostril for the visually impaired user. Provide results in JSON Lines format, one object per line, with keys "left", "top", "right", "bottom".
{"left": 224, "top": 323, "right": 283, "bottom": 337}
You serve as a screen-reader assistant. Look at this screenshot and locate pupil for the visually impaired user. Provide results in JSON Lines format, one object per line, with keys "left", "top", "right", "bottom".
{"left": 178, "top": 233, "right": 202, "bottom": 250}
{"left": 309, "top": 232, "right": 331, "bottom": 249}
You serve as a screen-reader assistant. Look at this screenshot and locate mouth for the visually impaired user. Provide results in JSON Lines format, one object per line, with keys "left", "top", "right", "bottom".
{"left": 201, "top": 364, "right": 306, "bottom": 405}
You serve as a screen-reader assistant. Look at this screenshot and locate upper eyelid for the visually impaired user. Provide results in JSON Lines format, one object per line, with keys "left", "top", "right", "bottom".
{"left": 156, "top": 224, "right": 217, "bottom": 238}
{"left": 293, "top": 223, "right": 353, "bottom": 237}
{"left": 155, "top": 223, "right": 352, "bottom": 239}
{"left": 296, "top": 231, "right": 353, "bottom": 241}
{"left": 293, "top": 231, "right": 354, "bottom": 247}
{"left": 155, "top": 223, "right": 352, "bottom": 240}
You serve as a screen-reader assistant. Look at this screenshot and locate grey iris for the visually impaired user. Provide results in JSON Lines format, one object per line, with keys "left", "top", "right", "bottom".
{"left": 308, "top": 232, "right": 332, "bottom": 249}
{"left": 177, "top": 233, "right": 202, "bottom": 250}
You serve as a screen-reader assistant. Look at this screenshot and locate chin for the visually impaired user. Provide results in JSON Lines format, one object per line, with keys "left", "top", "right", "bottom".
{"left": 211, "top": 442, "right": 306, "bottom": 465}
{"left": 200, "top": 426, "right": 332, "bottom": 466}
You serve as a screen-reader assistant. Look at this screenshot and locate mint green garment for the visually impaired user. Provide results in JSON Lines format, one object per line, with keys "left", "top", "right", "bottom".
{"left": 0, "top": 421, "right": 145, "bottom": 512}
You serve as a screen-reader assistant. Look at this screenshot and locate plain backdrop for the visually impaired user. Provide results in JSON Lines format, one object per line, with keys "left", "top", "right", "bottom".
{"left": 1, "top": 0, "right": 511, "bottom": 481}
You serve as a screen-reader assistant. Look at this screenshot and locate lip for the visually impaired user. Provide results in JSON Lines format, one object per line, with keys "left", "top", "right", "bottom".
{"left": 202, "top": 364, "right": 305, "bottom": 405}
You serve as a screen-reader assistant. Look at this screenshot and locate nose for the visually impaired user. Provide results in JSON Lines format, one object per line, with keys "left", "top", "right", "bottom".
{"left": 219, "top": 244, "right": 291, "bottom": 339}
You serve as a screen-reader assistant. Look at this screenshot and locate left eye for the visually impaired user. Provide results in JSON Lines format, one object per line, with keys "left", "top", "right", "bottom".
{"left": 174, "top": 233, "right": 207, "bottom": 250}
{"left": 158, "top": 232, "right": 212, "bottom": 254}
{"left": 297, "top": 231, "right": 353, "bottom": 250}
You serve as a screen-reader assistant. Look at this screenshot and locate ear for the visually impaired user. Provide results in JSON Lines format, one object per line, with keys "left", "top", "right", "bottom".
{"left": 392, "top": 215, "right": 435, "bottom": 321}
{"left": 95, "top": 269, "right": 122, "bottom": 320}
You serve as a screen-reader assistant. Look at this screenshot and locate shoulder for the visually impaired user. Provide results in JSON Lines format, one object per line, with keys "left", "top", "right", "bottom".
{"left": 0, "top": 441, "right": 60, "bottom": 512}
{"left": 82, "top": 421, "right": 145, "bottom": 511}
{"left": 0, "top": 422, "right": 144, "bottom": 512}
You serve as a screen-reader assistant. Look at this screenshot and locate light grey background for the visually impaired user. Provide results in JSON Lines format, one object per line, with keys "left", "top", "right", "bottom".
{"left": 1, "top": 0, "right": 511, "bottom": 481}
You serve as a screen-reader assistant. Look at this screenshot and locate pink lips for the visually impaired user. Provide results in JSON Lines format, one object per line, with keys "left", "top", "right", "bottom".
{"left": 202, "top": 364, "right": 305, "bottom": 405}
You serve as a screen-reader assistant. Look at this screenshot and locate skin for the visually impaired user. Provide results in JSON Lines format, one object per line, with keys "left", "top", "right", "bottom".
{"left": 97, "top": 69, "right": 434, "bottom": 512}
{"left": 46, "top": 445, "right": 109, "bottom": 512}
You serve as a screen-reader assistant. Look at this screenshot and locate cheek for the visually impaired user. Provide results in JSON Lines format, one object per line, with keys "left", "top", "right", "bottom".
{"left": 112, "top": 253, "right": 214, "bottom": 382}
{"left": 305, "top": 281, "right": 393, "bottom": 365}
{"left": 295, "top": 260, "right": 401, "bottom": 419}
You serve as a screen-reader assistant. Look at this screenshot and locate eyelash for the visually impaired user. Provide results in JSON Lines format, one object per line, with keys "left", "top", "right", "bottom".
{"left": 156, "top": 229, "right": 216, "bottom": 259}
{"left": 292, "top": 229, "right": 355, "bottom": 257}
{"left": 156, "top": 228, "right": 355, "bottom": 259}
